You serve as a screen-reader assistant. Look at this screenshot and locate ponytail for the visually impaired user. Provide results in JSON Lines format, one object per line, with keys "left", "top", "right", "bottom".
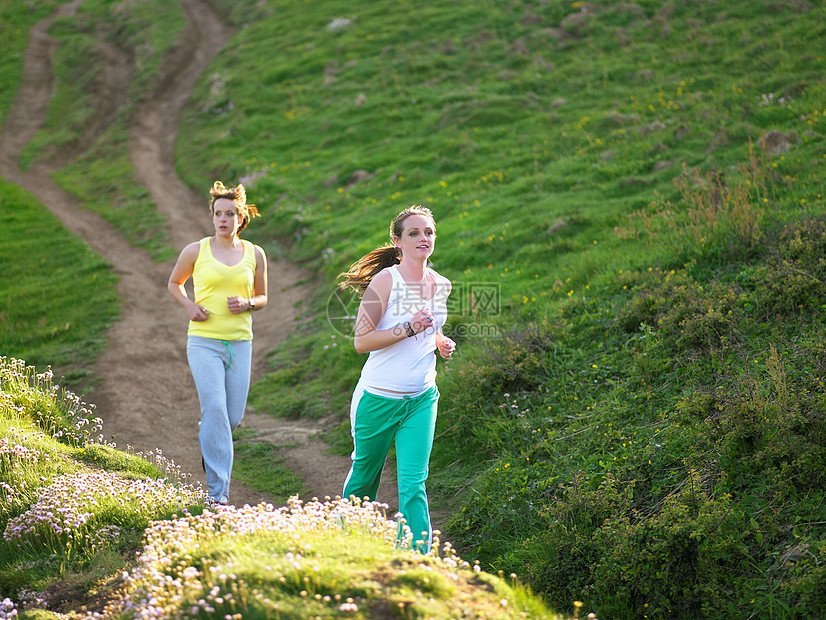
{"left": 337, "top": 245, "right": 400, "bottom": 295}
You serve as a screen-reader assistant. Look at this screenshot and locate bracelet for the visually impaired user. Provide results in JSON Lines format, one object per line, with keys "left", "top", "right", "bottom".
{"left": 404, "top": 322, "right": 415, "bottom": 338}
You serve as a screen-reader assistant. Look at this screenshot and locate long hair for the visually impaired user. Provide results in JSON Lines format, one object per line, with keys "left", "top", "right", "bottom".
{"left": 338, "top": 205, "right": 435, "bottom": 295}
{"left": 209, "top": 181, "right": 260, "bottom": 232}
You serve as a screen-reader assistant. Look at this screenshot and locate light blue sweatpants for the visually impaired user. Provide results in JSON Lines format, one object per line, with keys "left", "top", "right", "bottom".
{"left": 187, "top": 335, "right": 252, "bottom": 503}
{"left": 343, "top": 384, "right": 439, "bottom": 552}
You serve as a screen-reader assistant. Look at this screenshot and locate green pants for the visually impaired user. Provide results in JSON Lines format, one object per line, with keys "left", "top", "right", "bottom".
{"left": 343, "top": 385, "right": 439, "bottom": 551}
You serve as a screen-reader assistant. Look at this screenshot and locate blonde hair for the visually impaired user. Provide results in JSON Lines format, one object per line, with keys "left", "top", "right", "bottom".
{"left": 209, "top": 181, "right": 260, "bottom": 232}
{"left": 338, "top": 205, "right": 435, "bottom": 295}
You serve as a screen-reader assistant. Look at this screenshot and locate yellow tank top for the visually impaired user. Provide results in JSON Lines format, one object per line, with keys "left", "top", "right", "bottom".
{"left": 188, "top": 237, "right": 256, "bottom": 341}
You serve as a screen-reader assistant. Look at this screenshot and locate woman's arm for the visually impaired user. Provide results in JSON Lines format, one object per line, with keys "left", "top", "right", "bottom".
{"left": 228, "top": 244, "right": 268, "bottom": 313}
{"left": 252, "top": 245, "right": 268, "bottom": 310}
{"left": 353, "top": 270, "right": 397, "bottom": 353}
{"left": 168, "top": 242, "right": 210, "bottom": 322}
{"left": 434, "top": 276, "right": 455, "bottom": 358}
{"left": 352, "top": 270, "right": 433, "bottom": 354}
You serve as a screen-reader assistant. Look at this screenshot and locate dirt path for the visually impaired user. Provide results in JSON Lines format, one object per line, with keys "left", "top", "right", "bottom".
{"left": 0, "top": 0, "right": 399, "bottom": 511}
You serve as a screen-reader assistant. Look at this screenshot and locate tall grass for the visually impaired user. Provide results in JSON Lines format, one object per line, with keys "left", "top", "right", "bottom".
{"left": 435, "top": 155, "right": 826, "bottom": 616}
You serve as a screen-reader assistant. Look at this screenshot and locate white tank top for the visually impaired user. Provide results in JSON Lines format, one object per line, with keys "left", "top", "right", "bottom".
{"left": 358, "top": 265, "right": 450, "bottom": 393}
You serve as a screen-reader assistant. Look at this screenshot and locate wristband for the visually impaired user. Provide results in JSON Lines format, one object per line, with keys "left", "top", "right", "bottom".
{"left": 404, "top": 322, "right": 415, "bottom": 338}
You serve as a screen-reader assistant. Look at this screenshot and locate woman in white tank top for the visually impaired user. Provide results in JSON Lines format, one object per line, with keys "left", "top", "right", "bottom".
{"left": 337, "top": 205, "right": 456, "bottom": 552}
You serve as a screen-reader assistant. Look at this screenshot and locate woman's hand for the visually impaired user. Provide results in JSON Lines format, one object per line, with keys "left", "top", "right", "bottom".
{"left": 188, "top": 303, "right": 210, "bottom": 322}
{"left": 410, "top": 308, "right": 434, "bottom": 334}
{"left": 437, "top": 335, "right": 456, "bottom": 359}
{"left": 227, "top": 296, "right": 250, "bottom": 314}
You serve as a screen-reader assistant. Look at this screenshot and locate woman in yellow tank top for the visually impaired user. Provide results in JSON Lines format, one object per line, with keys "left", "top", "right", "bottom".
{"left": 168, "top": 181, "right": 268, "bottom": 504}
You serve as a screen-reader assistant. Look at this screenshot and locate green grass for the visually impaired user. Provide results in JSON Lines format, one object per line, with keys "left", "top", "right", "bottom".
{"left": 12, "top": 0, "right": 185, "bottom": 261}
{"left": 0, "top": 180, "right": 119, "bottom": 385}
{"left": 51, "top": 123, "right": 177, "bottom": 262}
{"left": 18, "top": 0, "right": 185, "bottom": 166}
{"left": 99, "top": 495, "right": 562, "bottom": 619}
{"left": 231, "top": 429, "right": 308, "bottom": 502}
{"left": 172, "top": 1, "right": 826, "bottom": 616}
{"left": 0, "top": 2, "right": 122, "bottom": 386}
{"left": 0, "top": 358, "right": 202, "bottom": 598}
{"left": 0, "top": 0, "right": 179, "bottom": 381}
{"left": 172, "top": 0, "right": 825, "bottom": 429}
{"left": 2, "top": 0, "right": 826, "bottom": 617}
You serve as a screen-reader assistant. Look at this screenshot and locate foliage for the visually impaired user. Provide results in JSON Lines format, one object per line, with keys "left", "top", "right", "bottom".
{"left": 174, "top": 2, "right": 826, "bottom": 613}
{"left": 441, "top": 195, "right": 826, "bottom": 616}
{"left": 587, "top": 476, "right": 752, "bottom": 618}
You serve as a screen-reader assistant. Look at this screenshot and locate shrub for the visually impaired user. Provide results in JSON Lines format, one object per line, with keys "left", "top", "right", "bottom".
{"left": 512, "top": 473, "right": 635, "bottom": 609}
{"left": 436, "top": 316, "right": 564, "bottom": 458}
{"left": 747, "top": 217, "right": 826, "bottom": 317}
{"left": 590, "top": 474, "right": 753, "bottom": 619}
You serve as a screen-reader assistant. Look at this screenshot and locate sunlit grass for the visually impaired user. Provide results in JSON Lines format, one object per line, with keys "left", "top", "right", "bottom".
{"left": 97, "top": 496, "right": 563, "bottom": 620}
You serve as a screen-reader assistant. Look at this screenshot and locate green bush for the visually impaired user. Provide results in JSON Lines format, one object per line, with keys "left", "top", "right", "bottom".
{"left": 748, "top": 218, "right": 826, "bottom": 316}
{"left": 590, "top": 476, "right": 753, "bottom": 618}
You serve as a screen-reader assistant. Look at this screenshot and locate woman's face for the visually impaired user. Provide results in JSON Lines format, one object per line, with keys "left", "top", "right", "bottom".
{"left": 394, "top": 213, "right": 436, "bottom": 260}
{"left": 212, "top": 198, "right": 242, "bottom": 237}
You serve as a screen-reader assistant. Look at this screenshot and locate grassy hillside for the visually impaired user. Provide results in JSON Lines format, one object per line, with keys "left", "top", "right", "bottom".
{"left": 0, "top": 180, "right": 118, "bottom": 386}
{"left": 0, "top": 358, "right": 559, "bottom": 618}
{"left": 173, "top": 0, "right": 824, "bottom": 424}
{"left": 0, "top": 1, "right": 63, "bottom": 126}
{"left": 0, "top": 2, "right": 121, "bottom": 387}
{"left": 1, "top": 0, "right": 825, "bottom": 617}
{"left": 176, "top": 1, "right": 826, "bottom": 616}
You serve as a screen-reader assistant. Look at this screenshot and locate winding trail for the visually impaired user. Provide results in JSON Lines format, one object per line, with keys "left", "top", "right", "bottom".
{"left": 0, "top": 0, "right": 399, "bottom": 510}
